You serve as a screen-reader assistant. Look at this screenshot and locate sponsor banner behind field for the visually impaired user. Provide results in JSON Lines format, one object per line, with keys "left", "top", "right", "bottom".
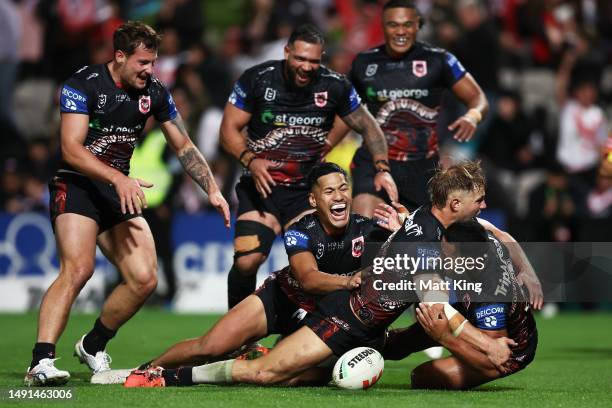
{"left": 0, "top": 212, "right": 287, "bottom": 313}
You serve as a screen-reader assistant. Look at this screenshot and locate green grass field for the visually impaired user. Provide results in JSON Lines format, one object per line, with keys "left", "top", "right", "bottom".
{"left": 1, "top": 312, "right": 610, "bottom": 407}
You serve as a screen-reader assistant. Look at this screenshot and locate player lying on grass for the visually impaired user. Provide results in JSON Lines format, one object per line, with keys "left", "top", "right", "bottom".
{"left": 122, "top": 223, "right": 518, "bottom": 387}
{"left": 92, "top": 163, "right": 400, "bottom": 383}
{"left": 385, "top": 220, "right": 538, "bottom": 390}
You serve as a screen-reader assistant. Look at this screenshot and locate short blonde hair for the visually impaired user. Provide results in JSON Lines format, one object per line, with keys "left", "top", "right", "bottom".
{"left": 428, "top": 161, "right": 485, "bottom": 209}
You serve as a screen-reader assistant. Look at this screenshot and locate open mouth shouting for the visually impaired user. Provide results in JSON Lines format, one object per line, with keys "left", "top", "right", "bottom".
{"left": 330, "top": 202, "right": 348, "bottom": 223}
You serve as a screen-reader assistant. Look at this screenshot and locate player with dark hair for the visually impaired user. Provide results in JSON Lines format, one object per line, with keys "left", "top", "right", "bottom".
{"left": 121, "top": 163, "right": 517, "bottom": 388}
{"left": 220, "top": 24, "right": 398, "bottom": 310}
{"left": 91, "top": 162, "right": 398, "bottom": 384}
{"left": 410, "top": 220, "right": 538, "bottom": 390}
{"left": 24, "top": 21, "right": 230, "bottom": 386}
{"left": 327, "top": 0, "right": 488, "bottom": 215}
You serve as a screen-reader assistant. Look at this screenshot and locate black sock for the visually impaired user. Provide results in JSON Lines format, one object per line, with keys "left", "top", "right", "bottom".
{"left": 162, "top": 367, "right": 194, "bottom": 387}
{"left": 83, "top": 318, "right": 117, "bottom": 355}
{"left": 30, "top": 342, "right": 55, "bottom": 369}
{"left": 227, "top": 264, "right": 256, "bottom": 309}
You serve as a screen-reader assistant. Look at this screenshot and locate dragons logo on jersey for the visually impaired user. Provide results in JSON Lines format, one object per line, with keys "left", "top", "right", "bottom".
{"left": 139, "top": 95, "right": 151, "bottom": 114}
{"left": 97, "top": 94, "right": 106, "bottom": 109}
{"left": 352, "top": 236, "right": 364, "bottom": 258}
{"left": 412, "top": 60, "right": 427, "bottom": 77}
{"left": 314, "top": 91, "right": 328, "bottom": 108}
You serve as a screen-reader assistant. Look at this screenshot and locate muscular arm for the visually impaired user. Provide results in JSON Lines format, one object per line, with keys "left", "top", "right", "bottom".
{"left": 161, "top": 114, "right": 218, "bottom": 195}
{"left": 448, "top": 74, "right": 489, "bottom": 141}
{"left": 477, "top": 217, "right": 543, "bottom": 310}
{"left": 60, "top": 113, "right": 125, "bottom": 184}
{"left": 340, "top": 105, "right": 388, "bottom": 163}
{"left": 161, "top": 113, "right": 231, "bottom": 227}
{"left": 289, "top": 252, "right": 358, "bottom": 294}
{"left": 219, "top": 103, "right": 252, "bottom": 162}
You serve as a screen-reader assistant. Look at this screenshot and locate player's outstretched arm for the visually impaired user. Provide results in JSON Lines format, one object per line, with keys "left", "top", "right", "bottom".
{"left": 289, "top": 252, "right": 360, "bottom": 294}
{"left": 61, "top": 113, "right": 152, "bottom": 215}
{"left": 340, "top": 105, "right": 398, "bottom": 202}
{"left": 448, "top": 74, "right": 488, "bottom": 142}
{"left": 477, "top": 218, "right": 544, "bottom": 310}
{"left": 161, "top": 114, "right": 230, "bottom": 227}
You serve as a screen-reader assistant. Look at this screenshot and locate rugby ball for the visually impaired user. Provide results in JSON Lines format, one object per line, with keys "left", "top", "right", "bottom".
{"left": 332, "top": 347, "right": 384, "bottom": 390}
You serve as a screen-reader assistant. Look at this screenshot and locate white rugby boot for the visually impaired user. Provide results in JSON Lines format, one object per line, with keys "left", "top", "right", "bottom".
{"left": 74, "top": 335, "right": 112, "bottom": 373}
{"left": 24, "top": 358, "right": 70, "bottom": 386}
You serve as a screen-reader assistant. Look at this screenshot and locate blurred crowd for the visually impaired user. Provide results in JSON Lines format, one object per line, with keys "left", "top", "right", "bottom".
{"left": 1, "top": 0, "right": 611, "bottom": 244}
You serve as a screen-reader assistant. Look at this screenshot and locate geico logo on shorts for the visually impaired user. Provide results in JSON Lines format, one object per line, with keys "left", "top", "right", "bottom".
{"left": 284, "top": 230, "right": 309, "bottom": 248}
{"left": 475, "top": 303, "right": 506, "bottom": 330}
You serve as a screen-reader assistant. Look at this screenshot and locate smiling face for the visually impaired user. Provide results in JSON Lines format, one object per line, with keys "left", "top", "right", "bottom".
{"left": 382, "top": 6, "right": 420, "bottom": 58}
{"left": 309, "top": 172, "right": 352, "bottom": 234}
{"left": 114, "top": 44, "right": 157, "bottom": 90}
{"left": 450, "top": 187, "right": 487, "bottom": 221}
{"left": 284, "top": 40, "right": 323, "bottom": 87}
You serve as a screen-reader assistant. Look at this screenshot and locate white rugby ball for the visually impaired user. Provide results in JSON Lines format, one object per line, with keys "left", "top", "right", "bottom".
{"left": 332, "top": 347, "right": 384, "bottom": 390}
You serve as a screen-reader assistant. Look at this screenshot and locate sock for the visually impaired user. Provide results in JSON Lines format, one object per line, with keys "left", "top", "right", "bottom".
{"left": 227, "top": 265, "right": 256, "bottom": 309}
{"left": 191, "top": 360, "right": 235, "bottom": 384}
{"left": 83, "top": 318, "right": 117, "bottom": 355}
{"left": 30, "top": 342, "right": 55, "bottom": 369}
{"left": 162, "top": 367, "right": 195, "bottom": 387}
{"left": 138, "top": 360, "right": 153, "bottom": 370}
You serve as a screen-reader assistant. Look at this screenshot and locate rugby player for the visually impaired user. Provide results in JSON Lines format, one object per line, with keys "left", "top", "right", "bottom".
{"left": 91, "top": 163, "right": 398, "bottom": 384}
{"left": 221, "top": 24, "right": 398, "bottom": 309}
{"left": 409, "top": 220, "right": 538, "bottom": 390}
{"left": 122, "top": 164, "right": 518, "bottom": 388}
{"left": 24, "top": 22, "right": 230, "bottom": 386}
{"left": 327, "top": 0, "right": 488, "bottom": 215}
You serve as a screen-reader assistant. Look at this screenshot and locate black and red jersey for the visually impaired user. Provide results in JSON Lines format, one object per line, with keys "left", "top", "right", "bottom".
{"left": 454, "top": 232, "right": 537, "bottom": 355}
{"left": 280, "top": 212, "right": 390, "bottom": 312}
{"left": 350, "top": 42, "right": 466, "bottom": 161}
{"left": 59, "top": 64, "right": 177, "bottom": 175}
{"left": 228, "top": 60, "right": 361, "bottom": 187}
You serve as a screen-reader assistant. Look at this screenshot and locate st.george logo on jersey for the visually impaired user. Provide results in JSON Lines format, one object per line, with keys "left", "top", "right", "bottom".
{"left": 139, "top": 95, "right": 151, "bottom": 114}
{"left": 314, "top": 91, "right": 328, "bottom": 108}
{"left": 412, "top": 60, "right": 427, "bottom": 77}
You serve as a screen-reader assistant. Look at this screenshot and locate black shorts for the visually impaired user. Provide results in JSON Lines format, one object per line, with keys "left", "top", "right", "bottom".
{"left": 351, "top": 146, "right": 438, "bottom": 211}
{"left": 504, "top": 329, "right": 538, "bottom": 376}
{"left": 254, "top": 272, "right": 308, "bottom": 336}
{"left": 49, "top": 171, "right": 140, "bottom": 233}
{"left": 236, "top": 176, "right": 312, "bottom": 226}
{"left": 304, "top": 290, "right": 386, "bottom": 357}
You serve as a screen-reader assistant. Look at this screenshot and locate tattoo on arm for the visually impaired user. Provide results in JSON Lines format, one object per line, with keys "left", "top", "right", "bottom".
{"left": 178, "top": 147, "right": 215, "bottom": 194}
{"left": 171, "top": 117, "right": 189, "bottom": 138}
{"left": 342, "top": 106, "right": 388, "bottom": 157}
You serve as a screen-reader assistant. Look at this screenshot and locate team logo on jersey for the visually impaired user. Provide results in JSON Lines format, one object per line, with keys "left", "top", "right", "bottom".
{"left": 314, "top": 91, "right": 328, "bottom": 108}
{"left": 139, "top": 95, "right": 151, "bottom": 114}
{"left": 352, "top": 236, "right": 364, "bottom": 258}
{"left": 366, "top": 64, "right": 378, "bottom": 77}
{"left": 316, "top": 243, "right": 325, "bottom": 259}
{"left": 264, "top": 87, "right": 277, "bottom": 101}
{"left": 412, "top": 60, "right": 427, "bottom": 77}
{"left": 97, "top": 94, "right": 106, "bottom": 109}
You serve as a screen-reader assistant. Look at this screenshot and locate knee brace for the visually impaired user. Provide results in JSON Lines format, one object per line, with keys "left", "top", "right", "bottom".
{"left": 233, "top": 220, "right": 276, "bottom": 259}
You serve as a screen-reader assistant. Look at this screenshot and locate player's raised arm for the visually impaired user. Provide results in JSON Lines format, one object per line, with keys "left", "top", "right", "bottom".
{"left": 341, "top": 105, "right": 398, "bottom": 202}
{"left": 161, "top": 113, "right": 230, "bottom": 227}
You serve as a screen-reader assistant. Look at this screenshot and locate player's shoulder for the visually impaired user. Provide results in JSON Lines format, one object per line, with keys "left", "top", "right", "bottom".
{"left": 289, "top": 213, "right": 319, "bottom": 234}
{"left": 148, "top": 74, "right": 168, "bottom": 91}
{"left": 401, "top": 205, "right": 443, "bottom": 241}
{"left": 354, "top": 46, "right": 385, "bottom": 63}
{"left": 417, "top": 41, "right": 449, "bottom": 56}
{"left": 318, "top": 65, "right": 350, "bottom": 84}
{"left": 65, "top": 64, "right": 105, "bottom": 84}
{"left": 242, "top": 60, "right": 282, "bottom": 80}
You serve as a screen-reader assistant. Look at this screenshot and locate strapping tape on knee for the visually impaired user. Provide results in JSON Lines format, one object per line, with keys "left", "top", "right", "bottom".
{"left": 234, "top": 220, "right": 276, "bottom": 258}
